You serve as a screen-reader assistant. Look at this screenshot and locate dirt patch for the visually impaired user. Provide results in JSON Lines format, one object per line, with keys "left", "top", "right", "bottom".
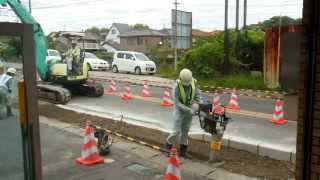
{"left": 38, "top": 102, "right": 295, "bottom": 179}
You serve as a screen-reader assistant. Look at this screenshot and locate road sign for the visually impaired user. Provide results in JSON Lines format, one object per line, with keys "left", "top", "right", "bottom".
{"left": 171, "top": 9, "right": 192, "bottom": 49}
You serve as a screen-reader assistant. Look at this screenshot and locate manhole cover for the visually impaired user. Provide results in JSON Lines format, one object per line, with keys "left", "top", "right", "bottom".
{"left": 126, "top": 163, "right": 154, "bottom": 176}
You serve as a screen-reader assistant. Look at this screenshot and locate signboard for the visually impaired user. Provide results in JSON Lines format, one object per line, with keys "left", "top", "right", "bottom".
{"left": 171, "top": 9, "right": 192, "bottom": 49}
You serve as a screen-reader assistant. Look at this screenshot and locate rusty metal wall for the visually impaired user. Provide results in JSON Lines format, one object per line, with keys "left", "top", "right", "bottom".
{"left": 264, "top": 25, "right": 303, "bottom": 88}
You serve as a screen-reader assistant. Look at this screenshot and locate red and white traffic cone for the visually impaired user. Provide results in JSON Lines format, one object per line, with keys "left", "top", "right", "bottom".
{"left": 140, "top": 80, "right": 152, "bottom": 97}
{"left": 226, "top": 88, "right": 240, "bottom": 110}
{"left": 76, "top": 121, "right": 104, "bottom": 166}
{"left": 164, "top": 147, "right": 181, "bottom": 180}
{"left": 270, "top": 98, "right": 288, "bottom": 125}
{"left": 107, "top": 80, "right": 117, "bottom": 93}
{"left": 160, "top": 88, "right": 174, "bottom": 106}
{"left": 212, "top": 91, "right": 224, "bottom": 115}
{"left": 121, "top": 82, "right": 133, "bottom": 101}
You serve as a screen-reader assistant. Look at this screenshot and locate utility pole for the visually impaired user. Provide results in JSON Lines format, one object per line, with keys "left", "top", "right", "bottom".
{"left": 235, "top": 0, "right": 240, "bottom": 53}
{"left": 28, "top": 0, "right": 31, "bottom": 13}
{"left": 173, "top": 0, "right": 179, "bottom": 71}
{"left": 223, "top": 0, "right": 229, "bottom": 74}
{"left": 243, "top": 0, "right": 247, "bottom": 38}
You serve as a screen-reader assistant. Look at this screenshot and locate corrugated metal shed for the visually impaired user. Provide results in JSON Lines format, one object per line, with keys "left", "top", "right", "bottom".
{"left": 264, "top": 25, "right": 303, "bottom": 88}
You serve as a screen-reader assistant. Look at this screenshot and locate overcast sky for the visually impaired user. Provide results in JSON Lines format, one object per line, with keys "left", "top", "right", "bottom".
{"left": 0, "top": 0, "right": 303, "bottom": 34}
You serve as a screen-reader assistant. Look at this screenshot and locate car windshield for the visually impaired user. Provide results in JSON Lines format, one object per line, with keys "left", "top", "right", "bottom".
{"left": 134, "top": 53, "right": 150, "bottom": 61}
{"left": 49, "top": 50, "right": 60, "bottom": 57}
{"left": 85, "top": 53, "right": 98, "bottom": 59}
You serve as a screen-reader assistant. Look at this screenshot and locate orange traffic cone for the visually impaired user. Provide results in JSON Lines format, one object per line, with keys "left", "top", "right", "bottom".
{"left": 160, "top": 88, "right": 174, "bottom": 106}
{"left": 212, "top": 91, "right": 224, "bottom": 115}
{"left": 76, "top": 121, "right": 104, "bottom": 166}
{"left": 226, "top": 88, "right": 240, "bottom": 110}
{"left": 140, "top": 80, "right": 152, "bottom": 97}
{"left": 107, "top": 80, "right": 117, "bottom": 93}
{"left": 164, "top": 147, "right": 181, "bottom": 180}
{"left": 121, "top": 82, "right": 133, "bottom": 101}
{"left": 270, "top": 98, "right": 288, "bottom": 125}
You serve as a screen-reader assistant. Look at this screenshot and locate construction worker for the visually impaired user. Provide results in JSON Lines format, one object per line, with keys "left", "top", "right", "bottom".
{"left": 0, "top": 65, "right": 16, "bottom": 118}
{"left": 6, "top": 68, "right": 16, "bottom": 116}
{"left": 66, "top": 40, "right": 80, "bottom": 74}
{"left": 165, "top": 68, "right": 201, "bottom": 158}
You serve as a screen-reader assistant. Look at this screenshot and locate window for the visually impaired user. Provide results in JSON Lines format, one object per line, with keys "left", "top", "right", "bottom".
{"left": 111, "top": 29, "right": 117, "bottom": 34}
{"left": 125, "top": 53, "right": 134, "bottom": 60}
{"left": 137, "top": 37, "right": 143, "bottom": 45}
{"left": 117, "top": 53, "right": 124, "bottom": 58}
{"left": 135, "top": 53, "right": 150, "bottom": 61}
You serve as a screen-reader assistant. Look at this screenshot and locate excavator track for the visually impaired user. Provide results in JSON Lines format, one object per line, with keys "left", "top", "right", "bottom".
{"left": 37, "top": 84, "right": 71, "bottom": 104}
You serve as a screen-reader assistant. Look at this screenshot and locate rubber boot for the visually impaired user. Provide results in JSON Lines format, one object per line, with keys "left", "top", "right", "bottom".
{"left": 7, "top": 106, "right": 13, "bottom": 117}
{"left": 180, "top": 144, "right": 192, "bottom": 159}
{"left": 164, "top": 142, "right": 173, "bottom": 156}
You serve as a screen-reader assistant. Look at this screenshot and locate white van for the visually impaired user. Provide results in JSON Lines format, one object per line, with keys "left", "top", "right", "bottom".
{"left": 112, "top": 51, "right": 156, "bottom": 75}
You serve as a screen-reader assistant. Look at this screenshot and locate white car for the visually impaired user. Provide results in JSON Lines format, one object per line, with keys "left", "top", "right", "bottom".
{"left": 46, "top": 49, "right": 61, "bottom": 64}
{"left": 84, "top": 52, "right": 109, "bottom": 71}
{"left": 112, "top": 51, "right": 156, "bottom": 75}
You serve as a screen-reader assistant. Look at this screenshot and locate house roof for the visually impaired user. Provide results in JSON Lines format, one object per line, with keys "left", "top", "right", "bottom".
{"left": 112, "top": 23, "right": 130, "bottom": 34}
{"left": 83, "top": 32, "right": 99, "bottom": 40}
{"left": 119, "top": 29, "right": 168, "bottom": 37}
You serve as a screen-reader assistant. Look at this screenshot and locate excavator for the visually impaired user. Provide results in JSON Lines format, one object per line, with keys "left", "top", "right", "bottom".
{"left": 0, "top": 0, "right": 104, "bottom": 104}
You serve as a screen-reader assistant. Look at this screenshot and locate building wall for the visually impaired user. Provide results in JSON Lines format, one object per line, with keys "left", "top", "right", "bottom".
{"left": 119, "top": 36, "right": 167, "bottom": 53}
{"left": 105, "top": 26, "right": 120, "bottom": 44}
{"left": 296, "top": 0, "right": 320, "bottom": 179}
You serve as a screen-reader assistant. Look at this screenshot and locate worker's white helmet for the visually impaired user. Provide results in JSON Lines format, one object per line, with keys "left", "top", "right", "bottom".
{"left": 7, "top": 68, "right": 16, "bottom": 75}
{"left": 179, "top": 68, "right": 193, "bottom": 85}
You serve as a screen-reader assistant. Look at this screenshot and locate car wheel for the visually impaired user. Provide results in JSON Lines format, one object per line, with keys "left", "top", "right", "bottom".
{"left": 135, "top": 67, "right": 141, "bottom": 75}
{"left": 112, "top": 65, "right": 118, "bottom": 73}
{"left": 87, "top": 63, "right": 92, "bottom": 71}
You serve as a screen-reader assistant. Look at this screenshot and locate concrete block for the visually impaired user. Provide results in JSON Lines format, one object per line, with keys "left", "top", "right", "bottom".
{"left": 228, "top": 139, "right": 259, "bottom": 155}
{"left": 258, "top": 144, "right": 291, "bottom": 161}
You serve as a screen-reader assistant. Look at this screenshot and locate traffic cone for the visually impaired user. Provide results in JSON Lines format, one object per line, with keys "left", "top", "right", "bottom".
{"left": 270, "top": 98, "right": 288, "bottom": 125}
{"left": 76, "top": 121, "right": 104, "bottom": 166}
{"left": 140, "top": 80, "right": 152, "bottom": 97}
{"left": 160, "top": 88, "right": 174, "bottom": 106}
{"left": 164, "top": 147, "right": 181, "bottom": 180}
{"left": 107, "top": 80, "right": 117, "bottom": 93}
{"left": 226, "top": 88, "right": 240, "bottom": 110}
{"left": 212, "top": 91, "right": 224, "bottom": 115}
{"left": 121, "top": 82, "right": 133, "bottom": 101}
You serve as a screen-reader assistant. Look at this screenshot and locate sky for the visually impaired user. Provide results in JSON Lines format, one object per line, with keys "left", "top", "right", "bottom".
{"left": 0, "top": 0, "right": 303, "bottom": 34}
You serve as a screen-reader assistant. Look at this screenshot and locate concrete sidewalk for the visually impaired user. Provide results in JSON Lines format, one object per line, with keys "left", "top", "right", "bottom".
{"left": 40, "top": 116, "right": 255, "bottom": 180}
{"left": 58, "top": 95, "right": 297, "bottom": 162}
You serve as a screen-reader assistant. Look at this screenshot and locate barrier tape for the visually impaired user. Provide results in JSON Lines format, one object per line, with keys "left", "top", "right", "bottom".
{"left": 90, "top": 77, "right": 289, "bottom": 100}
{"left": 93, "top": 125, "right": 168, "bottom": 153}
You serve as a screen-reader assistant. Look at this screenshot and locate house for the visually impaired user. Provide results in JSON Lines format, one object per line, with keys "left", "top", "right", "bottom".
{"left": 119, "top": 29, "right": 170, "bottom": 53}
{"left": 105, "top": 23, "right": 130, "bottom": 44}
{"left": 52, "top": 31, "right": 102, "bottom": 52}
{"left": 101, "top": 41, "right": 119, "bottom": 53}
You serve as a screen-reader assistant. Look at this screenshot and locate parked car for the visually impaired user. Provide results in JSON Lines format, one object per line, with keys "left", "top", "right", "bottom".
{"left": 112, "top": 51, "right": 156, "bottom": 75}
{"left": 84, "top": 52, "right": 109, "bottom": 71}
{"left": 46, "top": 49, "right": 62, "bottom": 64}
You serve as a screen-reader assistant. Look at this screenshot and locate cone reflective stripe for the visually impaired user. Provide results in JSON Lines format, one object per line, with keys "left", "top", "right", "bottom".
{"left": 212, "top": 92, "right": 224, "bottom": 115}
{"left": 76, "top": 121, "right": 104, "bottom": 165}
{"left": 270, "top": 98, "right": 287, "bottom": 125}
{"left": 160, "top": 88, "right": 174, "bottom": 106}
{"left": 165, "top": 147, "right": 181, "bottom": 180}
{"left": 226, "top": 89, "right": 240, "bottom": 110}
{"left": 140, "top": 81, "right": 152, "bottom": 97}
{"left": 107, "top": 80, "right": 117, "bottom": 93}
{"left": 121, "top": 83, "right": 133, "bottom": 101}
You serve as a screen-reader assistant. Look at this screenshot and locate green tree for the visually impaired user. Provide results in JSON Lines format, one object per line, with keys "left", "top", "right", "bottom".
{"left": 47, "top": 34, "right": 56, "bottom": 49}
{"left": 85, "top": 26, "right": 109, "bottom": 41}
{"left": 247, "top": 16, "right": 301, "bottom": 30}
{"left": 131, "top": 24, "right": 149, "bottom": 30}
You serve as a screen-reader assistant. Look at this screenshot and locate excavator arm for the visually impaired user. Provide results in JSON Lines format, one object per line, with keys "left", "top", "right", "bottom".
{"left": 0, "top": 0, "right": 48, "bottom": 80}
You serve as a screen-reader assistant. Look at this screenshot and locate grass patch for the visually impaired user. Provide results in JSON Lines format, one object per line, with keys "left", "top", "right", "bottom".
{"left": 157, "top": 64, "right": 269, "bottom": 90}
